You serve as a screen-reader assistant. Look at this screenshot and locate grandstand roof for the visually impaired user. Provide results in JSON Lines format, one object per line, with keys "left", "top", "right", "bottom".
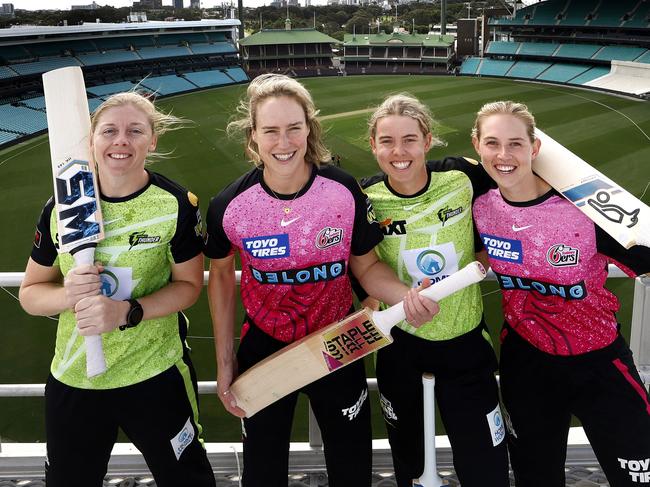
{"left": 0, "top": 19, "right": 240, "bottom": 41}
{"left": 239, "top": 28, "right": 339, "bottom": 46}
{"left": 344, "top": 32, "right": 454, "bottom": 47}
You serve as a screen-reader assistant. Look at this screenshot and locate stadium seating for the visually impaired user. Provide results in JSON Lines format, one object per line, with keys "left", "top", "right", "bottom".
{"left": 10, "top": 56, "right": 82, "bottom": 76}
{"left": 188, "top": 42, "right": 237, "bottom": 55}
{"left": 570, "top": 66, "right": 610, "bottom": 84}
{"left": 478, "top": 59, "right": 514, "bottom": 76}
{"left": 537, "top": 63, "right": 591, "bottom": 82}
{"left": 94, "top": 37, "right": 135, "bottom": 50}
{"left": 0, "top": 45, "right": 32, "bottom": 62}
{"left": 486, "top": 41, "right": 520, "bottom": 55}
{"left": 88, "top": 98, "right": 104, "bottom": 113}
{"left": 507, "top": 61, "right": 552, "bottom": 79}
{"left": 139, "top": 75, "right": 197, "bottom": 95}
{"left": 635, "top": 51, "right": 650, "bottom": 64}
{"left": 0, "top": 104, "right": 47, "bottom": 134}
{"left": 558, "top": 0, "right": 593, "bottom": 26}
{"left": 86, "top": 81, "right": 138, "bottom": 97}
{"left": 554, "top": 44, "right": 601, "bottom": 60}
{"left": 21, "top": 97, "right": 46, "bottom": 110}
{"left": 623, "top": 3, "right": 650, "bottom": 28}
{"left": 459, "top": 57, "right": 481, "bottom": 75}
{"left": 206, "top": 32, "right": 228, "bottom": 42}
{"left": 593, "top": 46, "right": 647, "bottom": 62}
{"left": 528, "top": 1, "right": 561, "bottom": 25}
{"left": 590, "top": 0, "right": 637, "bottom": 27}
{"left": 183, "top": 69, "right": 234, "bottom": 88}
{"left": 77, "top": 50, "right": 141, "bottom": 66}
{"left": 518, "top": 42, "right": 559, "bottom": 57}
{"left": 225, "top": 67, "right": 248, "bottom": 83}
{"left": 128, "top": 36, "right": 155, "bottom": 48}
{"left": 0, "top": 130, "right": 20, "bottom": 145}
{"left": 0, "top": 66, "right": 18, "bottom": 79}
{"left": 137, "top": 46, "right": 193, "bottom": 60}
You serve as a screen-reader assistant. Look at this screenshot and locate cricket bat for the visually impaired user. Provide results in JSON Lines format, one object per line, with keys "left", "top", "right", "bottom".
{"left": 43, "top": 66, "right": 107, "bottom": 377}
{"left": 413, "top": 374, "right": 445, "bottom": 487}
{"left": 230, "top": 261, "right": 487, "bottom": 417}
{"left": 534, "top": 128, "right": 650, "bottom": 249}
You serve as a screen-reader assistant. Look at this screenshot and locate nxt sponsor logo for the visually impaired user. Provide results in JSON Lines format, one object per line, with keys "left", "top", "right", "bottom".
{"left": 316, "top": 227, "right": 343, "bottom": 250}
{"left": 379, "top": 218, "right": 407, "bottom": 236}
{"left": 243, "top": 234, "right": 289, "bottom": 259}
{"left": 342, "top": 388, "right": 368, "bottom": 421}
{"left": 437, "top": 205, "right": 463, "bottom": 226}
{"left": 250, "top": 260, "right": 345, "bottom": 284}
{"left": 128, "top": 231, "right": 161, "bottom": 250}
{"left": 323, "top": 318, "right": 387, "bottom": 362}
{"left": 546, "top": 244, "right": 580, "bottom": 267}
{"left": 495, "top": 272, "right": 587, "bottom": 300}
{"left": 481, "top": 234, "right": 522, "bottom": 263}
{"left": 618, "top": 458, "right": 650, "bottom": 482}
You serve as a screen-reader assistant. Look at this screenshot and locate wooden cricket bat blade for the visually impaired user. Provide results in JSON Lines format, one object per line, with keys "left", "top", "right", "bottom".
{"left": 230, "top": 262, "right": 486, "bottom": 417}
{"left": 43, "top": 66, "right": 107, "bottom": 377}
{"left": 534, "top": 128, "right": 650, "bottom": 249}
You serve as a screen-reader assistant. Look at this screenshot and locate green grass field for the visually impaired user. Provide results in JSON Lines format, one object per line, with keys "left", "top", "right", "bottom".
{"left": 0, "top": 75, "right": 648, "bottom": 442}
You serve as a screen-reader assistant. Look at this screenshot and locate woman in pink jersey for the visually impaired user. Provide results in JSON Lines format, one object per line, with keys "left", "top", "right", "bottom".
{"left": 471, "top": 100, "right": 650, "bottom": 486}
{"left": 204, "top": 74, "right": 439, "bottom": 487}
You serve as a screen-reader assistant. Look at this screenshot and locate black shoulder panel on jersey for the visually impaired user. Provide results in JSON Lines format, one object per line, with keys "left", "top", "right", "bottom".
{"left": 359, "top": 171, "right": 385, "bottom": 190}
{"left": 30, "top": 197, "right": 58, "bottom": 267}
{"left": 427, "top": 156, "right": 495, "bottom": 199}
{"left": 149, "top": 171, "right": 203, "bottom": 264}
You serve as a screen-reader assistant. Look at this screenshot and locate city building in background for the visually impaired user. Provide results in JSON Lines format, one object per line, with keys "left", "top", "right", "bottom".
{"left": 0, "top": 3, "right": 14, "bottom": 18}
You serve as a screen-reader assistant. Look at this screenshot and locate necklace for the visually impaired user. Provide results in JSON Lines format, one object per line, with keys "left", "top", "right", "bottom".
{"left": 267, "top": 179, "right": 307, "bottom": 214}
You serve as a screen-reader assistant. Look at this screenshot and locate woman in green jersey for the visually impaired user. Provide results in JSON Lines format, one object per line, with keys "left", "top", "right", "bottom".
{"left": 359, "top": 94, "right": 509, "bottom": 487}
{"left": 19, "top": 92, "right": 215, "bottom": 487}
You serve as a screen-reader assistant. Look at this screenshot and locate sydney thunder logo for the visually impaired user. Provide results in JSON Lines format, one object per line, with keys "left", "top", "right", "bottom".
{"left": 128, "top": 231, "right": 161, "bottom": 250}
{"left": 437, "top": 205, "right": 463, "bottom": 226}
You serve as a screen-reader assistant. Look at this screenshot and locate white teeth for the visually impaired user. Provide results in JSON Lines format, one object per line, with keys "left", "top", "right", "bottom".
{"left": 274, "top": 152, "right": 295, "bottom": 161}
{"left": 391, "top": 161, "right": 411, "bottom": 170}
{"left": 495, "top": 164, "right": 515, "bottom": 173}
{"left": 110, "top": 154, "right": 130, "bottom": 159}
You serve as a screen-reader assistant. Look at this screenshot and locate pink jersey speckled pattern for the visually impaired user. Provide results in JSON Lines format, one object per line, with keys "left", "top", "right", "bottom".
{"left": 206, "top": 166, "right": 382, "bottom": 343}
{"left": 473, "top": 189, "right": 620, "bottom": 355}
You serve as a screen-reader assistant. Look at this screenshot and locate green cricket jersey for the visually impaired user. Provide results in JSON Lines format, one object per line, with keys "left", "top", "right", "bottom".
{"left": 361, "top": 157, "right": 493, "bottom": 341}
{"left": 31, "top": 171, "right": 203, "bottom": 389}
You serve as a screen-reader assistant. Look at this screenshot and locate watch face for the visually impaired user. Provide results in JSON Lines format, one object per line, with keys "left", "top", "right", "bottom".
{"left": 128, "top": 301, "right": 144, "bottom": 326}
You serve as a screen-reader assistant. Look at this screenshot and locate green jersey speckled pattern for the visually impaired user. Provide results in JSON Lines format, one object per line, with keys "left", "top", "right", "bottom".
{"left": 31, "top": 171, "right": 203, "bottom": 389}
{"left": 362, "top": 157, "right": 492, "bottom": 341}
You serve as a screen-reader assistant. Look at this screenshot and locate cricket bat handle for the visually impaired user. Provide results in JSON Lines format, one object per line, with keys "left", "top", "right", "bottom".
{"left": 413, "top": 373, "right": 445, "bottom": 487}
{"left": 373, "top": 261, "right": 487, "bottom": 335}
{"left": 71, "top": 245, "right": 107, "bottom": 377}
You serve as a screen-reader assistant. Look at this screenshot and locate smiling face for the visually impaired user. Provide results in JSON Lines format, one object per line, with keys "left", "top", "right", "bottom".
{"left": 370, "top": 114, "right": 432, "bottom": 195}
{"left": 91, "top": 103, "right": 157, "bottom": 183}
{"left": 472, "top": 113, "right": 541, "bottom": 201}
{"left": 251, "top": 95, "right": 310, "bottom": 192}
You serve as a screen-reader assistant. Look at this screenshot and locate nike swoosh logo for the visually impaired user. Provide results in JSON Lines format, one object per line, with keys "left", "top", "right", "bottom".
{"left": 403, "top": 202, "right": 422, "bottom": 211}
{"left": 280, "top": 216, "right": 301, "bottom": 227}
{"left": 103, "top": 218, "right": 123, "bottom": 226}
{"left": 512, "top": 224, "right": 532, "bottom": 232}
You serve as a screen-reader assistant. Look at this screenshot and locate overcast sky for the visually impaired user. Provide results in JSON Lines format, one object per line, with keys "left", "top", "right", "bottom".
{"left": 11, "top": 0, "right": 539, "bottom": 11}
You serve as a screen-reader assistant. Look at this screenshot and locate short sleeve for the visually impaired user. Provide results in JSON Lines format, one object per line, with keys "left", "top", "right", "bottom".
{"left": 30, "top": 198, "right": 59, "bottom": 267}
{"left": 204, "top": 192, "right": 235, "bottom": 259}
{"left": 596, "top": 225, "right": 650, "bottom": 277}
{"left": 170, "top": 190, "right": 204, "bottom": 263}
{"left": 350, "top": 181, "right": 383, "bottom": 256}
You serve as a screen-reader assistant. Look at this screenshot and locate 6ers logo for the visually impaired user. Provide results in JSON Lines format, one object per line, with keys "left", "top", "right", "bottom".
{"left": 316, "top": 227, "right": 343, "bottom": 249}
{"left": 546, "top": 244, "right": 580, "bottom": 267}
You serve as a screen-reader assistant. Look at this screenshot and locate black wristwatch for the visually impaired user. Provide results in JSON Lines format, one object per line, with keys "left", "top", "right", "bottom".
{"left": 119, "top": 299, "right": 143, "bottom": 331}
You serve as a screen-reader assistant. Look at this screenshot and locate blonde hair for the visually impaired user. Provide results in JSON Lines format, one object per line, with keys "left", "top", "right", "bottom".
{"left": 472, "top": 100, "right": 536, "bottom": 142}
{"left": 91, "top": 91, "right": 187, "bottom": 162}
{"left": 368, "top": 93, "right": 445, "bottom": 148}
{"left": 227, "top": 74, "right": 330, "bottom": 167}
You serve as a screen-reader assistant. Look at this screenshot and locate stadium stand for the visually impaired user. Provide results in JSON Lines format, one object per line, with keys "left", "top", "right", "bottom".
{"left": 518, "top": 42, "right": 559, "bottom": 57}
{"left": 624, "top": 2, "right": 650, "bottom": 28}
{"left": 86, "top": 81, "right": 138, "bottom": 97}
{"left": 592, "top": 45, "right": 648, "bottom": 62}
{"left": 0, "top": 66, "right": 18, "bottom": 78}
{"left": 459, "top": 56, "right": 481, "bottom": 75}
{"left": 590, "top": 0, "right": 638, "bottom": 27}
{"left": 77, "top": 50, "right": 141, "bottom": 66}
{"left": 0, "top": 104, "right": 47, "bottom": 134}
{"left": 20, "top": 96, "right": 46, "bottom": 110}
{"left": 554, "top": 43, "right": 602, "bottom": 60}
{"left": 188, "top": 42, "right": 237, "bottom": 55}
{"left": 183, "top": 69, "right": 234, "bottom": 88}
{"left": 478, "top": 59, "right": 515, "bottom": 76}
{"left": 558, "top": 0, "right": 593, "bottom": 26}
{"left": 569, "top": 66, "right": 610, "bottom": 84}
{"left": 527, "top": 1, "right": 562, "bottom": 25}
{"left": 137, "top": 46, "right": 193, "bottom": 60}
{"left": 10, "top": 56, "right": 82, "bottom": 76}
{"left": 0, "top": 45, "right": 31, "bottom": 62}
{"left": 486, "top": 41, "right": 520, "bottom": 55}
{"left": 225, "top": 67, "right": 248, "bottom": 82}
{"left": 0, "top": 130, "right": 20, "bottom": 145}
{"left": 139, "top": 74, "right": 197, "bottom": 95}
{"left": 536, "top": 63, "right": 590, "bottom": 82}
{"left": 636, "top": 51, "right": 650, "bottom": 64}
{"left": 507, "top": 60, "right": 552, "bottom": 79}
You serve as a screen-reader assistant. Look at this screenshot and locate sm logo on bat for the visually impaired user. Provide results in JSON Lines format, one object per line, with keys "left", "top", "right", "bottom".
{"left": 55, "top": 159, "right": 102, "bottom": 247}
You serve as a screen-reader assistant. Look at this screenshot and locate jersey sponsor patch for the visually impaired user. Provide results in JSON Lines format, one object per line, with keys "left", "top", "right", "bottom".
{"left": 242, "top": 234, "right": 289, "bottom": 259}
{"left": 495, "top": 272, "right": 587, "bottom": 300}
{"left": 341, "top": 387, "right": 368, "bottom": 421}
{"left": 481, "top": 234, "right": 523, "bottom": 263}
{"left": 402, "top": 242, "right": 459, "bottom": 287}
{"left": 546, "top": 244, "right": 580, "bottom": 267}
{"left": 34, "top": 228, "right": 42, "bottom": 248}
{"left": 128, "top": 231, "right": 162, "bottom": 250}
{"left": 366, "top": 197, "right": 377, "bottom": 224}
{"left": 170, "top": 417, "right": 195, "bottom": 461}
{"left": 617, "top": 458, "right": 650, "bottom": 483}
{"left": 437, "top": 205, "right": 463, "bottom": 226}
{"left": 99, "top": 266, "right": 134, "bottom": 300}
{"left": 486, "top": 404, "right": 506, "bottom": 447}
{"left": 250, "top": 259, "right": 345, "bottom": 284}
{"left": 379, "top": 218, "right": 407, "bottom": 236}
{"left": 316, "top": 226, "right": 343, "bottom": 250}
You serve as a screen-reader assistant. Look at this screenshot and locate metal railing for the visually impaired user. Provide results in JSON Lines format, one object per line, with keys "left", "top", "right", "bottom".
{"left": 1, "top": 267, "right": 648, "bottom": 481}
